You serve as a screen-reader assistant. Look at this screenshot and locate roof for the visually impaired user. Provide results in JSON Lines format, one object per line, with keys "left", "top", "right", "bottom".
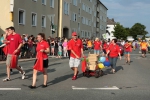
{"left": 107, "top": 17, "right": 116, "bottom": 25}
{"left": 98, "top": 0, "right": 108, "bottom": 10}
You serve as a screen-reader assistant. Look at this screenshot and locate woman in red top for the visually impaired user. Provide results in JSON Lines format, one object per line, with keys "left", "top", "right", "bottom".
{"left": 106, "top": 39, "right": 121, "bottom": 74}
{"left": 102, "top": 40, "right": 108, "bottom": 56}
{"left": 94, "top": 38, "right": 102, "bottom": 55}
{"left": 29, "top": 33, "right": 50, "bottom": 89}
{"left": 124, "top": 40, "right": 132, "bottom": 65}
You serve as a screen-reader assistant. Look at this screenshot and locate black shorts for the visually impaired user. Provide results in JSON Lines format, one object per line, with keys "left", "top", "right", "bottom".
{"left": 103, "top": 49, "right": 106, "bottom": 54}
{"left": 34, "top": 59, "right": 49, "bottom": 68}
{"left": 142, "top": 50, "right": 146, "bottom": 54}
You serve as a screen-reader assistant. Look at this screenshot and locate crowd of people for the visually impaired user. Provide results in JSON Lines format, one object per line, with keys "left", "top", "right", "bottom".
{"left": 0, "top": 26, "right": 150, "bottom": 89}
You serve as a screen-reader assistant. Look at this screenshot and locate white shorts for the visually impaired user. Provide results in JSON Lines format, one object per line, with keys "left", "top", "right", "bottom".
{"left": 69, "top": 57, "right": 80, "bottom": 68}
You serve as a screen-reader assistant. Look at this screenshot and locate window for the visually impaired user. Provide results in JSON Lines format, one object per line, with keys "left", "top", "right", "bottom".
{"left": 50, "top": 15, "right": 54, "bottom": 24}
{"left": 42, "top": 15, "right": 46, "bottom": 27}
{"left": 86, "top": 6, "right": 89, "bottom": 12}
{"left": 64, "top": 1, "right": 69, "bottom": 15}
{"left": 82, "top": 3, "right": 85, "bottom": 10}
{"left": 94, "top": 22, "right": 96, "bottom": 27}
{"left": 78, "top": 8, "right": 80, "bottom": 15}
{"left": 19, "top": 9, "right": 25, "bottom": 25}
{"left": 94, "top": 12, "right": 96, "bottom": 17}
{"left": 82, "top": 17, "right": 85, "bottom": 24}
{"left": 88, "top": 20, "right": 91, "bottom": 26}
{"left": 31, "top": 13, "right": 37, "bottom": 26}
{"left": 50, "top": 0, "right": 54, "bottom": 8}
{"left": 72, "top": 13, "right": 77, "bottom": 21}
{"left": 73, "top": 0, "right": 77, "bottom": 6}
{"left": 42, "top": 0, "right": 46, "bottom": 5}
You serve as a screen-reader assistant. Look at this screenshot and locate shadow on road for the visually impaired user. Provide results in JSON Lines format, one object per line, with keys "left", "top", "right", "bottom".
{"left": 104, "top": 66, "right": 124, "bottom": 74}
{"left": 47, "top": 74, "right": 73, "bottom": 86}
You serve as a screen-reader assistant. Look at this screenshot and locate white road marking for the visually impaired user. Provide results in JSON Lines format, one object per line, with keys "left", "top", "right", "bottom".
{"left": 72, "top": 86, "right": 120, "bottom": 90}
{"left": 0, "top": 88, "right": 21, "bottom": 90}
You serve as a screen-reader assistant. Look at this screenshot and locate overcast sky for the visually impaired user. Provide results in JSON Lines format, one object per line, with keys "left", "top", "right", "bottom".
{"left": 101, "top": 0, "right": 150, "bottom": 35}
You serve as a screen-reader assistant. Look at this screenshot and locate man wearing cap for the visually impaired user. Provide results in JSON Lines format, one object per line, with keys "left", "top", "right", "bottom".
{"left": 69, "top": 32, "right": 84, "bottom": 80}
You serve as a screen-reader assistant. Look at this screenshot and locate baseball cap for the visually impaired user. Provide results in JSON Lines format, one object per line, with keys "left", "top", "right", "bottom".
{"left": 72, "top": 32, "right": 77, "bottom": 36}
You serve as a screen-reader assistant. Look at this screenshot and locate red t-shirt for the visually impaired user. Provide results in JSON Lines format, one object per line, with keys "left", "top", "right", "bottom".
{"left": 124, "top": 43, "right": 131, "bottom": 52}
{"left": 108, "top": 44, "right": 120, "bottom": 57}
{"left": 70, "top": 39, "right": 83, "bottom": 58}
{"left": 103, "top": 43, "right": 108, "bottom": 50}
{"left": 6, "top": 33, "right": 22, "bottom": 55}
{"left": 94, "top": 41, "right": 101, "bottom": 50}
{"left": 36, "top": 40, "right": 49, "bottom": 59}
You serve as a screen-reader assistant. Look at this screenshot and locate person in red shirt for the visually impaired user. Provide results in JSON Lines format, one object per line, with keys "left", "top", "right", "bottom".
{"left": 106, "top": 39, "right": 121, "bottom": 74}
{"left": 69, "top": 32, "right": 84, "bottom": 80}
{"left": 124, "top": 40, "right": 132, "bottom": 65}
{"left": 102, "top": 40, "right": 108, "bottom": 56}
{"left": 94, "top": 38, "right": 102, "bottom": 55}
{"left": 3, "top": 27, "right": 25, "bottom": 82}
{"left": 29, "top": 33, "right": 50, "bottom": 89}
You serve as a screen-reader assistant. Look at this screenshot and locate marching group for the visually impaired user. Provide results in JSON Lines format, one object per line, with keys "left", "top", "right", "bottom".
{"left": 0, "top": 26, "right": 149, "bottom": 89}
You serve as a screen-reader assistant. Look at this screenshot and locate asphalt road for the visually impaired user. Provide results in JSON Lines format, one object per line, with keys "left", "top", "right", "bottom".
{"left": 0, "top": 50, "right": 150, "bottom": 100}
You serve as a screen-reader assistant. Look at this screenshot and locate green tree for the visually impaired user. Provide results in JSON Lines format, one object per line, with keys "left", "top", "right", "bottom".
{"left": 113, "top": 23, "right": 128, "bottom": 40}
{"left": 130, "top": 23, "right": 148, "bottom": 39}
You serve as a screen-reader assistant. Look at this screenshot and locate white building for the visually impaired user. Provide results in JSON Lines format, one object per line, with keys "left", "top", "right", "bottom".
{"left": 104, "top": 17, "right": 116, "bottom": 40}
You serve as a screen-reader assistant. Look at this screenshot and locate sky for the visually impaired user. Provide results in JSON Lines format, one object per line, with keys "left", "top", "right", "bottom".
{"left": 100, "top": 0, "right": 150, "bottom": 35}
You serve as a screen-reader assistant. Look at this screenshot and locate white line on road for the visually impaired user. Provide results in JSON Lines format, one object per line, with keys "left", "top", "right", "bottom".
{"left": 0, "top": 88, "right": 21, "bottom": 90}
{"left": 72, "top": 86, "right": 120, "bottom": 90}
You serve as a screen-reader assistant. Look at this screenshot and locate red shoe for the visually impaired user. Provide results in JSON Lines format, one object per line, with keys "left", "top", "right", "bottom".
{"left": 72, "top": 76, "right": 76, "bottom": 80}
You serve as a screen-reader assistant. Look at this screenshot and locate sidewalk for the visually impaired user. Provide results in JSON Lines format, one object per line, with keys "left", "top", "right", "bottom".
{"left": 0, "top": 56, "right": 60, "bottom": 64}
{"left": 0, "top": 51, "right": 90, "bottom": 64}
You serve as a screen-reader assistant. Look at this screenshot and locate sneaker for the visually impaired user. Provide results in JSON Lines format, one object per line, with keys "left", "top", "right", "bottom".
{"left": 28, "top": 85, "right": 36, "bottom": 89}
{"left": 3, "top": 77, "right": 11, "bottom": 82}
{"left": 19, "top": 66, "right": 23, "bottom": 73}
{"left": 112, "top": 69, "right": 115, "bottom": 74}
{"left": 22, "top": 71, "right": 26, "bottom": 80}
{"left": 72, "top": 76, "right": 76, "bottom": 80}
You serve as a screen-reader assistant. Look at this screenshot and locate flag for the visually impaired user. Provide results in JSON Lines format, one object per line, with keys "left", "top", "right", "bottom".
{"left": 33, "top": 52, "right": 44, "bottom": 72}
{"left": 2, "top": 45, "right": 8, "bottom": 55}
{"left": 81, "top": 57, "right": 87, "bottom": 72}
{"left": 10, "top": 55, "right": 17, "bottom": 69}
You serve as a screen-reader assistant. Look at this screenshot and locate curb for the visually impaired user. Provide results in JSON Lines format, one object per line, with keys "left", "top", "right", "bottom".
{"left": 0, "top": 56, "right": 59, "bottom": 64}
{"left": 0, "top": 51, "right": 90, "bottom": 64}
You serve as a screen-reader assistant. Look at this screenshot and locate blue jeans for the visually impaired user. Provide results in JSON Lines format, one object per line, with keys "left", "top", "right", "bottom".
{"left": 94, "top": 50, "right": 100, "bottom": 55}
{"left": 109, "top": 57, "right": 118, "bottom": 69}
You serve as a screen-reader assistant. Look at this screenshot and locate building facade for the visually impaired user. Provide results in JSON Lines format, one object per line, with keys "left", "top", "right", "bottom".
{"left": 0, "top": 0, "right": 107, "bottom": 39}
